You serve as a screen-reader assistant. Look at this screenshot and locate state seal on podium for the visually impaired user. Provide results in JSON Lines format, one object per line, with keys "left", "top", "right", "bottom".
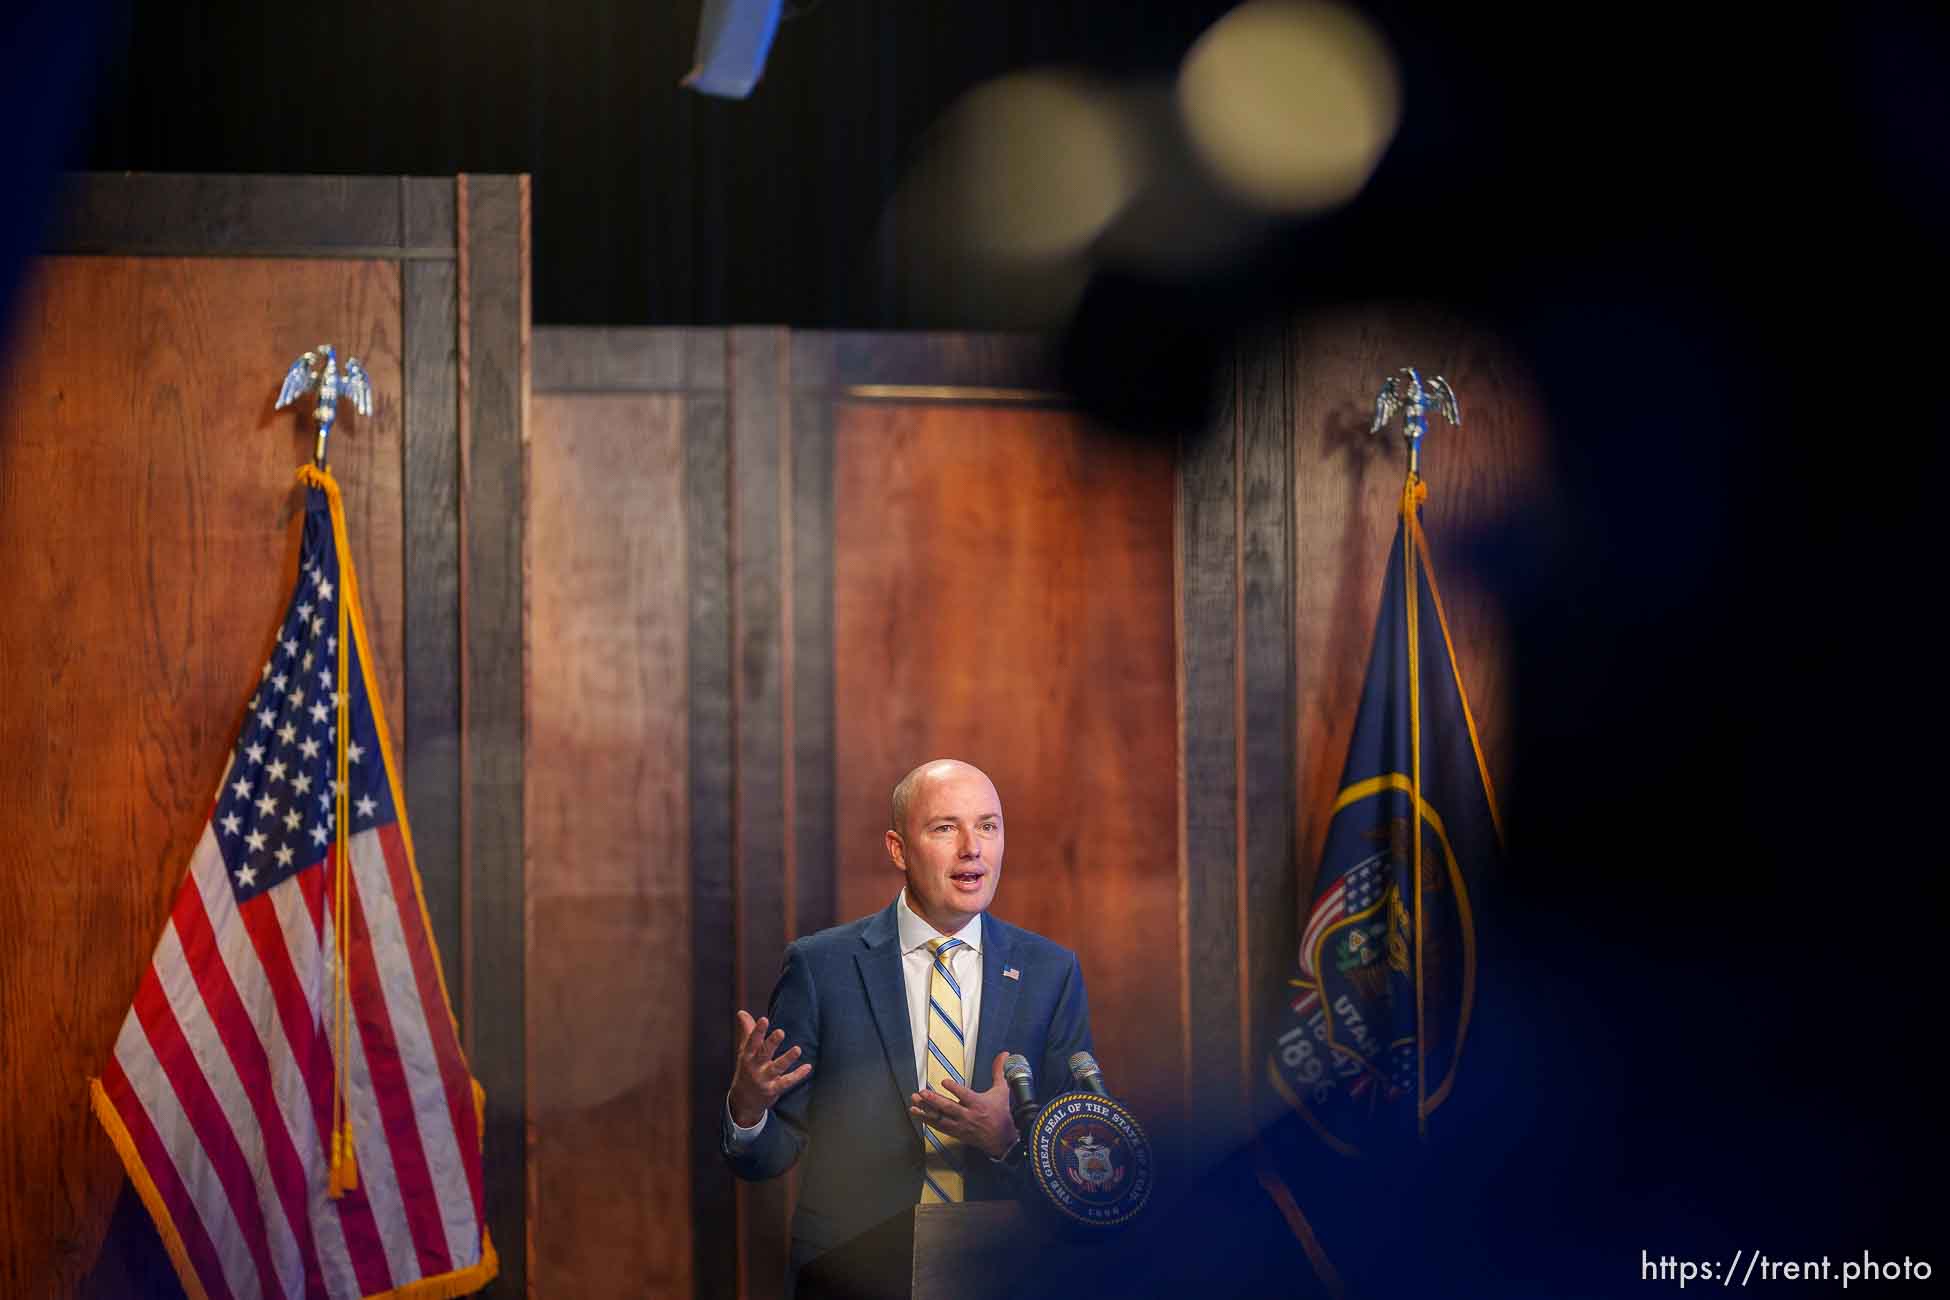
{"left": 1026, "top": 1091, "right": 1154, "bottom": 1228}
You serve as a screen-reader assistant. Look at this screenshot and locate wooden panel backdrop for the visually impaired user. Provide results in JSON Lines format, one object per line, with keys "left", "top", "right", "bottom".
{"left": 527, "top": 329, "right": 732, "bottom": 1300}
{"left": 526, "top": 390, "right": 693, "bottom": 1296}
{"left": 525, "top": 317, "right": 1546, "bottom": 1300}
{"left": 524, "top": 331, "right": 1184, "bottom": 1300}
{"left": 0, "top": 254, "right": 405, "bottom": 1296}
{"left": 0, "top": 259, "right": 1539, "bottom": 1298}
{"left": 830, "top": 403, "right": 1183, "bottom": 1131}
{"left": 0, "top": 173, "right": 530, "bottom": 1299}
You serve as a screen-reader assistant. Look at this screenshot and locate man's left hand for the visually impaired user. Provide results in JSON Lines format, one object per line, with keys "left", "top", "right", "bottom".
{"left": 911, "top": 1051, "right": 1018, "bottom": 1159}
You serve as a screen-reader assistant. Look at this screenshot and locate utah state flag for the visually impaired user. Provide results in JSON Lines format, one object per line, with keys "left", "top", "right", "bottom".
{"left": 1269, "top": 477, "right": 1503, "bottom": 1154}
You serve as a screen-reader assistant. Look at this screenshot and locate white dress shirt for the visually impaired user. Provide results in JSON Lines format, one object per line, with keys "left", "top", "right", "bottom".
{"left": 726, "top": 890, "right": 983, "bottom": 1147}
{"left": 894, "top": 889, "right": 984, "bottom": 1093}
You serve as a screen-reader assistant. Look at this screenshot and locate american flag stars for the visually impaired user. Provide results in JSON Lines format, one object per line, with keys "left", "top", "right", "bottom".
{"left": 213, "top": 531, "right": 394, "bottom": 901}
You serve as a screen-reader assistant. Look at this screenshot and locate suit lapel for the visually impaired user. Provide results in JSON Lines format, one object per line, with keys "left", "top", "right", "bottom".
{"left": 972, "top": 917, "right": 1022, "bottom": 1086}
{"left": 856, "top": 903, "right": 921, "bottom": 1122}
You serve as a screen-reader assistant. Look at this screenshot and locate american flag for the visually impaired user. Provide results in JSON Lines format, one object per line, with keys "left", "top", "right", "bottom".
{"left": 90, "top": 473, "right": 494, "bottom": 1300}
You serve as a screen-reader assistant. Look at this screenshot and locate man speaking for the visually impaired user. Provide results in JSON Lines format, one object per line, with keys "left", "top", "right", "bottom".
{"left": 722, "top": 758, "right": 1094, "bottom": 1285}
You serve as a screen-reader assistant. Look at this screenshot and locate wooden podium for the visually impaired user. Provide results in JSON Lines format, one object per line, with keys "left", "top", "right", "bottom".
{"left": 796, "top": 1201, "right": 1107, "bottom": 1300}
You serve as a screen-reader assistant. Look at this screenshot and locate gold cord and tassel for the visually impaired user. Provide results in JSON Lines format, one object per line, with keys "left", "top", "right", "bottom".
{"left": 1402, "top": 471, "right": 1428, "bottom": 1140}
{"left": 299, "top": 465, "right": 360, "bottom": 1198}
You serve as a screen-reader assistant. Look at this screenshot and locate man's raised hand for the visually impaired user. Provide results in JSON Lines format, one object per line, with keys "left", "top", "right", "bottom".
{"left": 908, "top": 1051, "right": 1018, "bottom": 1159}
{"left": 728, "top": 1010, "right": 812, "bottom": 1128}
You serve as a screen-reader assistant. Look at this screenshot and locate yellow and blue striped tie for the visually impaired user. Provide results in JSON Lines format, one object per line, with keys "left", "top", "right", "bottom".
{"left": 920, "top": 937, "right": 968, "bottom": 1203}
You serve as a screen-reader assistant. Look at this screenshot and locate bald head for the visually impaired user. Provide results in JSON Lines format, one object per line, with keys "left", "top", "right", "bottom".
{"left": 890, "top": 759, "right": 998, "bottom": 837}
{"left": 886, "top": 759, "right": 1006, "bottom": 932}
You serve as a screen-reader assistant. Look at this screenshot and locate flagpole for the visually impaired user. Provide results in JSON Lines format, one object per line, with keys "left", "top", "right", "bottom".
{"left": 1369, "top": 367, "right": 1460, "bottom": 1139}
{"left": 279, "top": 344, "right": 374, "bottom": 1196}
{"left": 1404, "top": 472, "right": 1427, "bottom": 1139}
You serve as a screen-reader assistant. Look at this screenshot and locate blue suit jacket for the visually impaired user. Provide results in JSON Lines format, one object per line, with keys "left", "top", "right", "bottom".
{"left": 722, "top": 901, "right": 1093, "bottom": 1267}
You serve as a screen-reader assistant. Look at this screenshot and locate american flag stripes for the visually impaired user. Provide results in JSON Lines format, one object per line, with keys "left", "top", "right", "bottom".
{"left": 90, "top": 468, "right": 496, "bottom": 1300}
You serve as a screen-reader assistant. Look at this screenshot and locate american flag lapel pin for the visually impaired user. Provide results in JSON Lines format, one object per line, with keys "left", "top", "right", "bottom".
{"left": 1003, "top": 966, "right": 1020, "bottom": 981}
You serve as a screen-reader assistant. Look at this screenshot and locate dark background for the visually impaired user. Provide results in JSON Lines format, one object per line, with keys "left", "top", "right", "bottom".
{"left": 10, "top": 0, "right": 1942, "bottom": 339}
{"left": 78, "top": 0, "right": 1241, "bottom": 328}
{"left": 45, "top": 0, "right": 1950, "bottom": 436}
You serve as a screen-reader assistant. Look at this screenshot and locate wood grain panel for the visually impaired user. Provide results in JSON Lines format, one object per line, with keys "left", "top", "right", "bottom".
{"left": 1238, "top": 336, "right": 1297, "bottom": 1133}
{"left": 460, "top": 173, "right": 529, "bottom": 1296}
{"left": 833, "top": 403, "right": 1182, "bottom": 1130}
{"left": 686, "top": 386, "right": 738, "bottom": 1300}
{"left": 533, "top": 326, "right": 726, "bottom": 394}
{"left": 51, "top": 173, "right": 454, "bottom": 258}
{"left": 789, "top": 325, "right": 838, "bottom": 964}
{"left": 402, "top": 177, "right": 458, "bottom": 253}
{"left": 825, "top": 332, "right": 1059, "bottom": 393}
{"left": 526, "top": 394, "right": 692, "bottom": 1298}
{"left": 1177, "top": 362, "right": 1243, "bottom": 1162}
{"left": 0, "top": 254, "right": 403, "bottom": 1298}
{"left": 789, "top": 386, "right": 837, "bottom": 947}
{"left": 729, "top": 327, "right": 794, "bottom": 1300}
{"left": 1290, "top": 306, "right": 1547, "bottom": 909}
{"left": 403, "top": 255, "right": 464, "bottom": 1013}
{"left": 1176, "top": 329, "right": 1303, "bottom": 1152}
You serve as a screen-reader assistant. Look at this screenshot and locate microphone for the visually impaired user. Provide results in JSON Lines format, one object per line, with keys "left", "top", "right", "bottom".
{"left": 1067, "top": 1051, "right": 1111, "bottom": 1098}
{"left": 1003, "top": 1054, "right": 1040, "bottom": 1133}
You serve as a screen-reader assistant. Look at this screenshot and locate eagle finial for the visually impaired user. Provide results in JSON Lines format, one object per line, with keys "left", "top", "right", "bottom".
{"left": 1370, "top": 367, "right": 1461, "bottom": 476}
{"left": 275, "top": 342, "right": 373, "bottom": 468}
